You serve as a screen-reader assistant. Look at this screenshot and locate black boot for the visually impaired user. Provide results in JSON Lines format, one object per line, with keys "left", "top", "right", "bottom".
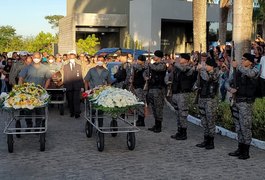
{"left": 153, "top": 121, "right": 161, "bottom": 133}
{"left": 228, "top": 143, "right": 242, "bottom": 157}
{"left": 171, "top": 128, "right": 187, "bottom": 140}
{"left": 205, "top": 136, "right": 214, "bottom": 150}
{"left": 136, "top": 115, "right": 145, "bottom": 127}
{"left": 170, "top": 127, "right": 181, "bottom": 139}
{"left": 196, "top": 136, "right": 208, "bottom": 148}
{"left": 148, "top": 120, "right": 161, "bottom": 133}
{"left": 238, "top": 144, "right": 250, "bottom": 160}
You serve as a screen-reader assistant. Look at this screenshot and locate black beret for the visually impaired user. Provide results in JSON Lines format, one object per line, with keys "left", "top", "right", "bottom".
{"left": 206, "top": 57, "right": 217, "bottom": 67}
{"left": 154, "top": 50, "right": 164, "bottom": 58}
{"left": 243, "top": 53, "right": 255, "bottom": 63}
{"left": 180, "top": 53, "right": 190, "bottom": 60}
{"left": 137, "top": 55, "right": 146, "bottom": 61}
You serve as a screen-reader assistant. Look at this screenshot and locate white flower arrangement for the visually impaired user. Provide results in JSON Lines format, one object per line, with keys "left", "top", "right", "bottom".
{"left": 92, "top": 87, "right": 143, "bottom": 117}
{"left": 94, "top": 87, "right": 144, "bottom": 108}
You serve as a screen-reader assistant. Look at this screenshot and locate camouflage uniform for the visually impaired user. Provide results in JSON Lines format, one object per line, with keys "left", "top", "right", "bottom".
{"left": 171, "top": 63, "right": 196, "bottom": 128}
{"left": 172, "top": 93, "right": 190, "bottom": 128}
{"left": 144, "top": 61, "right": 167, "bottom": 132}
{"left": 198, "top": 97, "right": 218, "bottom": 137}
{"left": 195, "top": 65, "right": 219, "bottom": 149}
{"left": 132, "top": 63, "right": 146, "bottom": 118}
{"left": 225, "top": 62, "right": 259, "bottom": 159}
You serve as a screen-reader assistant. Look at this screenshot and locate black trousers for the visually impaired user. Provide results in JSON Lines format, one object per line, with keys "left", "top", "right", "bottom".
{"left": 67, "top": 90, "right": 81, "bottom": 115}
{"left": 22, "top": 108, "right": 45, "bottom": 127}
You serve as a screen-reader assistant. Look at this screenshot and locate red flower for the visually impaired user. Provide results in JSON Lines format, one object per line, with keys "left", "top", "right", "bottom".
{"left": 82, "top": 92, "right": 88, "bottom": 98}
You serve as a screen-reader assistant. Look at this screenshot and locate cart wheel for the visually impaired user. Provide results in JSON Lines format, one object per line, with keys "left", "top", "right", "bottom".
{"left": 96, "top": 131, "right": 104, "bottom": 152}
{"left": 127, "top": 132, "right": 135, "bottom": 150}
{"left": 85, "top": 121, "right": 93, "bottom": 138}
{"left": 40, "top": 133, "right": 46, "bottom": 152}
{"left": 15, "top": 120, "right": 21, "bottom": 138}
{"left": 110, "top": 119, "right": 118, "bottom": 137}
{"left": 7, "top": 134, "right": 14, "bottom": 153}
{"left": 59, "top": 104, "right": 64, "bottom": 115}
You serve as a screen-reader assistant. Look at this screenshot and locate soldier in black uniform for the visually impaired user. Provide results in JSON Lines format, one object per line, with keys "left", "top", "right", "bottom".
{"left": 144, "top": 50, "right": 167, "bottom": 133}
{"left": 195, "top": 57, "right": 219, "bottom": 149}
{"left": 130, "top": 55, "right": 146, "bottom": 126}
{"left": 170, "top": 53, "right": 197, "bottom": 140}
{"left": 226, "top": 53, "right": 259, "bottom": 159}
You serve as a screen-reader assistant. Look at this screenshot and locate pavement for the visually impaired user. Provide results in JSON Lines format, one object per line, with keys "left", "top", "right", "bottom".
{"left": 0, "top": 103, "right": 265, "bottom": 180}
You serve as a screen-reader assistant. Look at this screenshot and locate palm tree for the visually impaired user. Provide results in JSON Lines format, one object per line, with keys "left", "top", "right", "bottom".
{"left": 219, "top": 0, "right": 230, "bottom": 45}
{"left": 253, "top": 0, "right": 265, "bottom": 39}
{"left": 233, "top": 0, "right": 253, "bottom": 61}
{"left": 193, "top": 0, "right": 207, "bottom": 52}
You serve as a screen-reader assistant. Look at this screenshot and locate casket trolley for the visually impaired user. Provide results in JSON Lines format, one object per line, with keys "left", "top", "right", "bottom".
{"left": 46, "top": 88, "right": 66, "bottom": 115}
{"left": 2, "top": 105, "right": 48, "bottom": 153}
{"left": 84, "top": 99, "right": 140, "bottom": 152}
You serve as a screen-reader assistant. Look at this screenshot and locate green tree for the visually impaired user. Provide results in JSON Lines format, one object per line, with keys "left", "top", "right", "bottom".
{"left": 193, "top": 0, "right": 207, "bottom": 52}
{"left": 219, "top": 0, "right": 230, "bottom": 45}
{"left": 45, "top": 15, "right": 64, "bottom": 30}
{"left": 0, "top": 25, "right": 17, "bottom": 51}
{"left": 30, "top": 31, "right": 56, "bottom": 54}
{"left": 253, "top": 0, "right": 265, "bottom": 38}
{"left": 7, "top": 36, "right": 25, "bottom": 52}
{"left": 76, "top": 34, "right": 100, "bottom": 55}
{"left": 233, "top": 0, "right": 253, "bottom": 61}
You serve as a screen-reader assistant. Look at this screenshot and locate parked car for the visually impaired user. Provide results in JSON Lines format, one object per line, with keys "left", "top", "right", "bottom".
{"left": 95, "top": 48, "right": 148, "bottom": 60}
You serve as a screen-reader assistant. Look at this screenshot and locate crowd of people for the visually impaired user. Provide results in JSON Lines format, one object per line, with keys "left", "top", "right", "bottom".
{"left": 0, "top": 37, "right": 264, "bottom": 160}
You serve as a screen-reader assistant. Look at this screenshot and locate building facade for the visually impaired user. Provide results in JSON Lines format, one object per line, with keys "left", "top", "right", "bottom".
{"left": 59, "top": 0, "right": 232, "bottom": 54}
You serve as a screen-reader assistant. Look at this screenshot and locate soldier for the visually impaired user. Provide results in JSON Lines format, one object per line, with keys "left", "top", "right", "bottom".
{"left": 195, "top": 56, "right": 219, "bottom": 149}
{"left": 144, "top": 50, "right": 167, "bottom": 133}
{"left": 131, "top": 55, "right": 147, "bottom": 126}
{"left": 170, "top": 53, "right": 197, "bottom": 140}
{"left": 225, "top": 53, "right": 259, "bottom": 160}
{"left": 113, "top": 53, "right": 132, "bottom": 89}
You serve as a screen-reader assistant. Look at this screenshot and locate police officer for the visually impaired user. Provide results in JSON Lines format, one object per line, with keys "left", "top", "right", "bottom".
{"left": 131, "top": 55, "right": 147, "bottom": 126}
{"left": 170, "top": 53, "right": 196, "bottom": 140}
{"left": 113, "top": 53, "right": 132, "bottom": 89}
{"left": 195, "top": 56, "right": 219, "bottom": 149}
{"left": 144, "top": 50, "right": 167, "bottom": 133}
{"left": 225, "top": 53, "right": 259, "bottom": 160}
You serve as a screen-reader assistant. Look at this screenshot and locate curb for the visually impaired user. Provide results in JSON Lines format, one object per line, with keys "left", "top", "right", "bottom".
{"left": 165, "top": 98, "right": 265, "bottom": 150}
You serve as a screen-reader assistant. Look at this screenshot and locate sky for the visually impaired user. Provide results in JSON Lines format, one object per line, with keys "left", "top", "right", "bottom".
{"left": 0, "top": 0, "right": 66, "bottom": 37}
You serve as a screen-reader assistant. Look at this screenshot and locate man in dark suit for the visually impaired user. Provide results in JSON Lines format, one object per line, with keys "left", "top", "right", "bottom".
{"left": 63, "top": 50, "right": 84, "bottom": 118}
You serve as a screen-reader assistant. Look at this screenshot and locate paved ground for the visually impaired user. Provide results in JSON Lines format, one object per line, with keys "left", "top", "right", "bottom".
{"left": 0, "top": 103, "right": 265, "bottom": 180}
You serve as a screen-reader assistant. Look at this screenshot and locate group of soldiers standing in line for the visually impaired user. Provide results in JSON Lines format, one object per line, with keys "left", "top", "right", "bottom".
{"left": 114, "top": 46, "right": 262, "bottom": 160}
{"left": 0, "top": 41, "right": 263, "bottom": 160}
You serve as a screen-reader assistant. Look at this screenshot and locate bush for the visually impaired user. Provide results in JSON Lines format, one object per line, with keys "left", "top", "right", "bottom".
{"left": 252, "top": 98, "right": 265, "bottom": 141}
{"left": 216, "top": 101, "right": 234, "bottom": 131}
{"left": 187, "top": 93, "right": 265, "bottom": 141}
